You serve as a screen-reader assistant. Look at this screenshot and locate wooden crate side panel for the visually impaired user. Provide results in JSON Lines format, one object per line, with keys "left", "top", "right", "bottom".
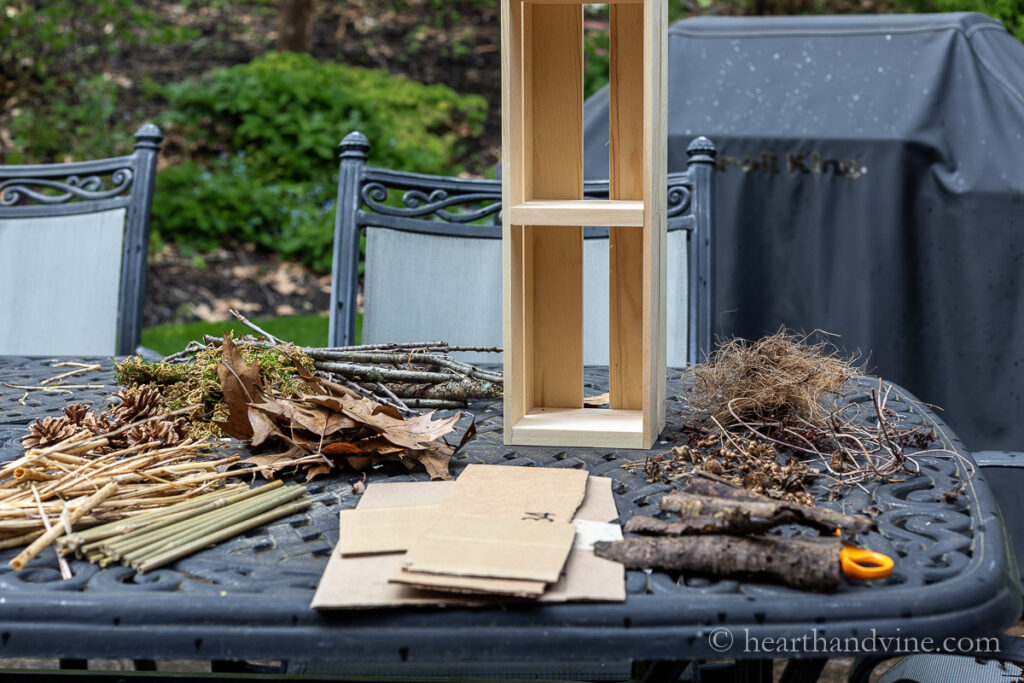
{"left": 608, "top": 2, "right": 645, "bottom": 412}
{"left": 641, "top": 0, "right": 667, "bottom": 446}
{"left": 528, "top": 3, "right": 583, "bottom": 409}
{"left": 502, "top": 0, "right": 529, "bottom": 436}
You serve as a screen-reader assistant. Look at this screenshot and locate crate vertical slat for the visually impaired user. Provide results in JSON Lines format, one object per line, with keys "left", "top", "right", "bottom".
{"left": 502, "top": 0, "right": 667, "bottom": 449}
{"left": 608, "top": 2, "right": 645, "bottom": 412}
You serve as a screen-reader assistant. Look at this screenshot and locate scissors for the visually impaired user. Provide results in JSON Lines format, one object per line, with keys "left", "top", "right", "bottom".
{"left": 833, "top": 529, "right": 895, "bottom": 581}
{"left": 840, "top": 545, "right": 894, "bottom": 580}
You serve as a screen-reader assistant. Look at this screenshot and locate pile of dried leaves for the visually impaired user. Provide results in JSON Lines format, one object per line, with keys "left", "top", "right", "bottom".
{"left": 214, "top": 335, "right": 467, "bottom": 481}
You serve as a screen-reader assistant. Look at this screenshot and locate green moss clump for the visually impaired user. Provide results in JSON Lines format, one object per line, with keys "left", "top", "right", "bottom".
{"left": 114, "top": 340, "right": 316, "bottom": 438}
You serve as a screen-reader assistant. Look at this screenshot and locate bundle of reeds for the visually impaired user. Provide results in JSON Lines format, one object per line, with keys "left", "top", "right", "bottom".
{"left": 1, "top": 420, "right": 242, "bottom": 571}
{"left": 57, "top": 480, "right": 310, "bottom": 573}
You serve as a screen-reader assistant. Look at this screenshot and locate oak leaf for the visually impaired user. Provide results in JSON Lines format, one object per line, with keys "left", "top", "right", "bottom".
{"left": 214, "top": 334, "right": 262, "bottom": 439}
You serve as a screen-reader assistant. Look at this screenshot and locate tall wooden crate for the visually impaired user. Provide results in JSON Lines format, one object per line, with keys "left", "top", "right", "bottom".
{"left": 501, "top": 0, "right": 667, "bottom": 449}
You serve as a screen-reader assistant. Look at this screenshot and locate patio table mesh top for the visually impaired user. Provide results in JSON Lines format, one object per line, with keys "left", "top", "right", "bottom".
{"left": 0, "top": 356, "right": 1017, "bottom": 662}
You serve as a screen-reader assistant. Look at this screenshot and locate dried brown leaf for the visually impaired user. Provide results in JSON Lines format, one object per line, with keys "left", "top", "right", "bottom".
{"left": 214, "top": 334, "right": 262, "bottom": 439}
{"left": 410, "top": 444, "right": 454, "bottom": 480}
{"left": 304, "top": 463, "right": 333, "bottom": 481}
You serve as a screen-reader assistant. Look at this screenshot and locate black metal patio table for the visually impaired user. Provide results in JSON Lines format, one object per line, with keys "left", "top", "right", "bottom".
{"left": 0, "top": 356, "right": 1020, "bottom": 681}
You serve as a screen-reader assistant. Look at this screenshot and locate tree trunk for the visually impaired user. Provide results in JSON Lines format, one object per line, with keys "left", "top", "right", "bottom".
{"left": 277, "top": 0, "right": 316, "bottom": 53}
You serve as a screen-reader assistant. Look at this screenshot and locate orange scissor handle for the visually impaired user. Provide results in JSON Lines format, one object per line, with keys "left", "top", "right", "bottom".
{"left": 840, "top": 546, "right": 894, "bottom": 581}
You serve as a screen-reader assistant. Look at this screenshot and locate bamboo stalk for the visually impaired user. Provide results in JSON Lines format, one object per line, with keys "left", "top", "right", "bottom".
{"left": 135, "top": 498, "right": 311, "bottom": 573}
{"left": 116, "top": 486, "right": 304, "bottom": 563}
{"left": 10, "top": 482, "right": 119, "bottom": 570}
{"left": 95, "top": 482, "right": 283, "bottom": 558}
{"left": 61, "top": 484, "right": 248, "bottom": 548}
{"left": 103, "top": 484, "right": 291, "bottom": 555}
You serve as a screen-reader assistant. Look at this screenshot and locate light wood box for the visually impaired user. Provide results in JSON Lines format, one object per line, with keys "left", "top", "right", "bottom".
{"left": 501, "top": 0, "right": 667, "bottom": 449}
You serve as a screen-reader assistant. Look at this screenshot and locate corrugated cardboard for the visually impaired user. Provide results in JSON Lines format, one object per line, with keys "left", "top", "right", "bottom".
{"left": 401, "top": 512, "right": 577, "bottom": 582}
{"left": 398, "top": 464, "right": 587, "bottom": 584}
{"left": 310, "top": 473, "right": 624, "bottom": 609}
{"left": 437, "top": 464, "right": 589, "bottom": 522}
{"left": 358, "top": 480, "right": 454, "bottom": 509}
{"left": 338, "top": 505, "right": 439, "bottom": 556}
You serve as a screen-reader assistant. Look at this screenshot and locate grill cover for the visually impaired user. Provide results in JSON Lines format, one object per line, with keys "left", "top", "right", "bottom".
{"left": 583, "top": 12, "right": 1024, "bottom": 451}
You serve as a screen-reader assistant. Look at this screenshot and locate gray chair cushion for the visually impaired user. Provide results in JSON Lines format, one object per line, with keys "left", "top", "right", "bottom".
{"left": 0, "top": 209, "right": 125, "bottom": 355}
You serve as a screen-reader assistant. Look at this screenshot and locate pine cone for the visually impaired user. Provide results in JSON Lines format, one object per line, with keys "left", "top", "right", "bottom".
{"left": 107, "top": 384, "right": 164, "bottom": 425}
{"left": 62, "top": 403, "right": 91, "bottom": 425}
{"left": 22, "top": 416, "right": 79, "bottom": 450}
{"left": 126, "top": 419, "right": 189, "bottom": 449}
{"left": 82, "top": 412, "right": 115, "bottom": 436}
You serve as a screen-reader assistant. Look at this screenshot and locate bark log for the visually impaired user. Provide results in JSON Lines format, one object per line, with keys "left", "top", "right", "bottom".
{"left": 594, "top": 535, "right": 842, "bottom": 591}
{"left": 671, "top": 472, "right": 874, "bottom": 536}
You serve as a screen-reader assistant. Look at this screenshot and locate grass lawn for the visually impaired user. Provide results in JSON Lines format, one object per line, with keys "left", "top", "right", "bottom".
{"left": 141, "top": 314, "right": 362, "bottom": 356}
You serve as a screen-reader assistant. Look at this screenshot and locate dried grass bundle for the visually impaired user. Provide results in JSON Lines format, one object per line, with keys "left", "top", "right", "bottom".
{"left": 685, "top": 330, "right": 862, "bottom": 429}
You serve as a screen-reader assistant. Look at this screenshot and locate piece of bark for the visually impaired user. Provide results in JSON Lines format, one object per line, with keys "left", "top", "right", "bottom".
{"left": 594, "top": 535, "right": 842, "bottom": 591}
{"left": 669, "top": 473, "right": 874, "bottom": 536}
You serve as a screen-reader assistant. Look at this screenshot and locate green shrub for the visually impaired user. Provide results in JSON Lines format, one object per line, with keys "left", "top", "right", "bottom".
{"left": 148, "top": 52, "right": 487, "bottom": 272}
{"left": 150, "top": 156, "right": 337, "bottom": 272}
{"left": 154, "top": 51, "right": 487, "bottom": 179}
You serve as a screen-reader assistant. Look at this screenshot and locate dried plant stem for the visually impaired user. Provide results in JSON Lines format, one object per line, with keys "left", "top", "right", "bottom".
{"left": 32, "top": 485, "right": 72, "bottom": 579}
{"left": 41, "top": 364, "right": 101, "bottom": 385}
{"left": 10, "top": 482, "right": 119, "bottom": 570}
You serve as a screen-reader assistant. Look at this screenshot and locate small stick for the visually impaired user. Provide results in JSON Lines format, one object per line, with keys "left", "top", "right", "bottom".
{"left": 40, "top": 364, "right": 101, "bottom": 386}
{"left": 373, "top": 382, "right": 411, "bottom": 412}
{"left": 0, "top": 530, "right": 45, "bottom": 551}
{"left": 402, "top": 399, "right": 466, "bottom": 410}
{"left": 229, "top": 309, "right": 282, "bottom": 345}
{"left": 10, "top": 482, "right": 119, "bottom": 570}
{"left": 315, "top": 362, "right": 460, "bottom": 384}
{"left": 2, "top": 384, "right": 105, "bottom": 392}
{"left": 32, "top": 485, "right": 72, "bottom": 580}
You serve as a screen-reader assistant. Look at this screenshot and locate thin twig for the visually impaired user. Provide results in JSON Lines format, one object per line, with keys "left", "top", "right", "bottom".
{"left": 229, "top": 309, "right": 282, "bottom": 345}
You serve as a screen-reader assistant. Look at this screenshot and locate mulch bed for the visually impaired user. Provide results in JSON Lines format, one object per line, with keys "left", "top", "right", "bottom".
{"left": 144, "top": 243, "right": 331, "bottom": 328}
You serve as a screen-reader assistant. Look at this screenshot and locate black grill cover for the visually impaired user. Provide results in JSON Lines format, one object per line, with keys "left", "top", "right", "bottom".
{"left": 583, "top": 12, "right": 1024, "bottom": 451}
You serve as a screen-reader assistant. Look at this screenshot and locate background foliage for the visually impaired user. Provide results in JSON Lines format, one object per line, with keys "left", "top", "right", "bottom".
{"left": 2, "top": 0, "right": 1021, "bottom": 275}
{"left": 149, "top": 52, "right": 485, "bottom": 271}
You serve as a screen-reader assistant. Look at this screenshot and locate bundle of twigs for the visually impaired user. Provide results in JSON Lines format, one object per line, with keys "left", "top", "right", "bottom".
{"left": 682, "top": 331, "right": 969, "bottom": 496}
{"left": 57, "top": 480, "right": 310, "bottom": 573}
{"left": 163, "top": 310, "right": 503, "bottom": 416}
{"left": 1, "top": 420, "right": 240, "bottom": 572}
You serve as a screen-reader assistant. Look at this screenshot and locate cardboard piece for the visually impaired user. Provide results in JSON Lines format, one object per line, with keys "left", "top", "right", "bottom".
{"left": 310, "top": 473, "right": 624, "bottom": 609}
{"left": 338, "top": 505, "right": 439, "bottom": 556}
{"left": 358, "top": 480, "right": 454, "bottom": 509}
{"left": 437, "top": 463, "right": 589, "bottom": 522}
{"left": 397, "top": 464, "right": 587, "bottom": 586}
{"left": 401, "top": 512, "right": 577, "bottom": 582}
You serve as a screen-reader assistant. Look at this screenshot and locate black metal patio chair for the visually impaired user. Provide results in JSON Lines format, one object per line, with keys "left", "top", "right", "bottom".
{"left": 328, "top": 130, "right": 716, "bottom": 367}
{"left": 0, "top": 124, "right": 162, "bottom": 356}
